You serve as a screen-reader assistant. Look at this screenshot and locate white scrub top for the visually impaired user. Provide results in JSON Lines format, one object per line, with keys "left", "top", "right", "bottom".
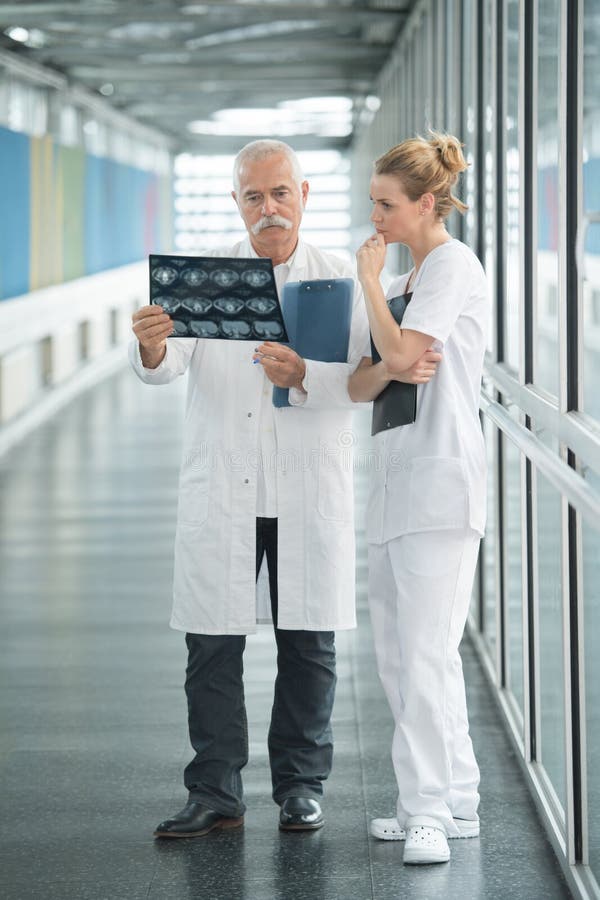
{"left": 367, "top": 238, "right": 488, "bottom": 545}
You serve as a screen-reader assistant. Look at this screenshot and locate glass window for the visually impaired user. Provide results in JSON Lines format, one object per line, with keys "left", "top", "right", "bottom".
{"left": 535, "top": 0, "right": 561, "bottom": 397}
{"left": 463, "top": 0, "right": 478, "bottom": 253}
{"left": 482, "top": 0, "right": 496, "bottom": 355}
{"left": 504, "top": 0, "right": 520, "bottom": 372}
{"left": 535, "top": 456, "right": 566, "bottom": 814}
{"left": 419, "top": 13, "right": 430, "bottom": 131}
{"left": 502, "top": 422, "right": 525, "bottom": 721}
{"left": 582, "top": 0, "right": 600, "bottom": 421}
{"left": 482, "top": 412, "right": 499, "bottom": 663}
{"left": 432, "top": 0, "right": 445, "bottom": 127}
{"left": 445, "top": 0, "right": 458, "bottom": 135}
{"left": 582, "top": 469, "right": 600, "bottom": 882}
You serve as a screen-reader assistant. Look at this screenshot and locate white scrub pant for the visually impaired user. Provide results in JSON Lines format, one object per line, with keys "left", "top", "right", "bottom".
{"left": 368, "top": 528, "right": 481, "bottom": 837}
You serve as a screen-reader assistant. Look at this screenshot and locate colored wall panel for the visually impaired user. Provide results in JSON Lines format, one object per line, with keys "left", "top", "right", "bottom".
{"left": 30, "top": 135, "right": 63, "bottom": 291}
{"left": 0, "top": 124, "right": 172, "bottom": 301}
{"left": 59, "top": 145, "right": 86, "bottom": 282}
{"left": 0, "top": 125, "right": 30, "bottom": 300}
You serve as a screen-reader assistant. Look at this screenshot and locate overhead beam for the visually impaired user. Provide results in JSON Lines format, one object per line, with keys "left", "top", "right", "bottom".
{"left": 33, "top": 38, "right": 393, "bottom": 63}
{"left": 0, "top": 2, "right": 409, "bottom": 23}
{"left": 69, "top": 63, "right": 376, "bottom": 80}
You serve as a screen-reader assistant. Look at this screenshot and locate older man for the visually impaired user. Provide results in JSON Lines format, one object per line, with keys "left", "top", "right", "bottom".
{"left": 130, "top": 139, "right": 369, "bottom": 836}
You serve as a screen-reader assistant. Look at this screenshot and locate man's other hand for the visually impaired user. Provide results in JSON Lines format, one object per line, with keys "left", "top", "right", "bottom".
{"left": 253, "top": 342, "right": 307, "bottom": 391}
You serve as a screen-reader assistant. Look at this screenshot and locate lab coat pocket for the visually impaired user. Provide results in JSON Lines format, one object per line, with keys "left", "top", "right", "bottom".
{"left": 177, "top": 482, "right": 210, "bottom": 526}
{"left": 407, "top": 457, "right": 469, "bottom": 531}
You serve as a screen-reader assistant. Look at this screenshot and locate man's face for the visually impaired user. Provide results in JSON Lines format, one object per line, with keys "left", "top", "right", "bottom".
{"left": 232, "top": 153, "right": 309, "bottom": 257}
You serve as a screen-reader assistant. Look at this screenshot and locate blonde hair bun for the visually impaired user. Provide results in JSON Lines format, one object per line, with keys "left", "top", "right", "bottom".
{"left": 374, "top": 130, "right": 469, "bottom": 219}
{"left": 428, "top": 131, "right": 468, "bottom": 176}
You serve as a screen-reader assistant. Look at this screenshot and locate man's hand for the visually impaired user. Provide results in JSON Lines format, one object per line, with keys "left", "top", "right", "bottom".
{"left": 386, "top": 348, "right": 442, "bottom": 384}
{"left": 253, "top": 341, "right": 306, "bottom": 390}
{"left": 132, "top": 305, "right": 173, "bottom": 368}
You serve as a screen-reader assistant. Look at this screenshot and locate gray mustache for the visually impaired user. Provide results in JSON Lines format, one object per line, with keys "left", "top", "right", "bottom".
{"left": 251, "top": 215, "right": 293, "bottom": 235}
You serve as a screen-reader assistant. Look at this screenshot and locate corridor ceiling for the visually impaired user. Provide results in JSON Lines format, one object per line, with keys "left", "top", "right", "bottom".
{"left": 0, "top": 0, "right": 414, "bottom": 152}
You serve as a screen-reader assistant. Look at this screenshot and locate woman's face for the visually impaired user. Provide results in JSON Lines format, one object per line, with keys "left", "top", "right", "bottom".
{"left": 369, "top": 173, "right": 421, "bottom": 244}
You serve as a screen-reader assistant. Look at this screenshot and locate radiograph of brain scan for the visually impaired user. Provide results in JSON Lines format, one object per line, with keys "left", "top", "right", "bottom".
{"left": 155, "top": 296, "right": 180, "bottom": 314}
{"left": 149, "top": 255, "right": 288, "bottom": 342}
{"left": 189, "top": 320, "right": 219, "bottom": 338}
{"left": 254, "top": 321, "right": 284, "bottom": 339}
{"left": 221, "top": 320, "right": 251, "bottom": 338}
{"left": 247, "top": 297, "right": 278, "bottom": 314}
{"left": 152, "top": 266, "right": 179, "bottom": 286}
{"left": 214, "top": 297, "right": 245, "bottom": 315}
{"left": 181, "top": 268, "right": 208, "bottom": 287}
{"left": 211, "top": 268, "right": 239, "bottom": 288}
{"left": 182, "top": 298, "right": 213, "bottom": 314}
{"left": 242, "top": 269, "right": 271, "bottom": 288}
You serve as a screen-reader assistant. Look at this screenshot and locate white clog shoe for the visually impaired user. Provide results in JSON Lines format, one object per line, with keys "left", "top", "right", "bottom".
{"left": 370, "top": 815, "right": 479, "bottom": 841}
{"left": 403, "top": 816, "right": 450, "bottom": 865}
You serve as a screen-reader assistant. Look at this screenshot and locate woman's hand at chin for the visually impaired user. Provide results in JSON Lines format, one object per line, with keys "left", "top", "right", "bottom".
{"left": 356, "top": 232, "right": 387, "bottom": 285}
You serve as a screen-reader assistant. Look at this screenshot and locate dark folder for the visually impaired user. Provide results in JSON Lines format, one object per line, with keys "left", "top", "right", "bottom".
{"left": 371, "top": 292, "right": 417, "bottom": 436}
{"left": 272, "top": 278, "right": 354, "bottom": 408}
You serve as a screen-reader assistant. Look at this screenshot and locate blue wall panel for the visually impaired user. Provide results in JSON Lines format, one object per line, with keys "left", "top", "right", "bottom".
{"left": 0, "top": 126, "right": 31, "bottom": 300}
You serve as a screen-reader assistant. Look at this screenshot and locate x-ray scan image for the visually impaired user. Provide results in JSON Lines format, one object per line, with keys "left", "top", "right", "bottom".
{"left": 254, "top": 321, "right": 285, "bottom": 339}
{"left": 149, "top": 254, "right": 289, "bottom": 342}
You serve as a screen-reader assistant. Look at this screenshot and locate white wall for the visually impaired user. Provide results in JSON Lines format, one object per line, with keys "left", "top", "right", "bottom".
{"left": 0, "top": 262, "right": 146, "bottom": 453}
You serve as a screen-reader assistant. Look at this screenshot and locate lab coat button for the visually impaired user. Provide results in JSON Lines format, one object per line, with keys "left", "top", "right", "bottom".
{"left": 247, "top": 412, "right": 252, "bottom": 417}
{"left": 244, "top": 478, "right": 249, "bottom": 484}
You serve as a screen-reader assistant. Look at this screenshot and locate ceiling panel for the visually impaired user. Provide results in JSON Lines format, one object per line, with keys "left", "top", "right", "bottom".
{"left": 0, "top": 0, "right": 414, "bottom": 151}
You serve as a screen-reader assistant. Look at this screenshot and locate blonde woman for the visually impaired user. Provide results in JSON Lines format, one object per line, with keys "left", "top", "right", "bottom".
{"left": 349, "top": 133, "right": 488, "bottom": 865}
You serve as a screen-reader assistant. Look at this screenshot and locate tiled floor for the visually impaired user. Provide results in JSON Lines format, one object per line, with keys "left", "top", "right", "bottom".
{"left": 0, "top": 367, "right": 572, "bottom": 899}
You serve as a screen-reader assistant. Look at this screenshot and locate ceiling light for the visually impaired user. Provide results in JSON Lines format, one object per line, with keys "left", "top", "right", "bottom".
{"left": 4, "top": 25, "right": 46, "bottom": 47}
{"left": 281, "top": 97, "right": 353, "bottom": 113}
{"left": 10, "top": 26, "right": 43, "bottom": 47}
{"left": 4, "top": 26, "right": 30, "bottom": 43}
{"left": 365, "top": 95, "right": 381, "bottom": 112}
{"left": 188, "top": 106, "right": 353, "bottom": 138}
{"left": 316, "top": 122, "right": 353, "bottom": 138}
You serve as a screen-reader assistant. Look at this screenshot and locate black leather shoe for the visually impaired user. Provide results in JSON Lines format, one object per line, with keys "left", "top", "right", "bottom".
{"left": 279, "top": 797, "right": 324, "bottom": 831}
{"left": 154, "top": 800, "right": 244, "bottom": 838}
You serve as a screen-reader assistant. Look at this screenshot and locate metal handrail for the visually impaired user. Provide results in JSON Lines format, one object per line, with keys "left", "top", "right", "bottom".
{"left": 575, "top": 210, "right": 600, "bottom": 274}
{"left": 479, "top": 388, "right": 600, "bottom": 531}
{"left": 482, "top": 359, "right": 600, "bottom": 475}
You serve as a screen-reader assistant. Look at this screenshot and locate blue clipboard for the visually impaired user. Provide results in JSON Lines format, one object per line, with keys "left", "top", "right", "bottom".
{"left": 272, "top": 278, "right": 354, "bottom": 408}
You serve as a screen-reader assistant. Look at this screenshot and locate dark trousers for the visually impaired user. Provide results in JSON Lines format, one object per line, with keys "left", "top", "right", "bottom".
{"left": 183, "top": 517, "right": 337, "bottom": 816}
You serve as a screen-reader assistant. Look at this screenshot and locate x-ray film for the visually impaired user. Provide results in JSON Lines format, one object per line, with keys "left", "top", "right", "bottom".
{"left": 149, "top": 254, "right": 289, "bottom": 342}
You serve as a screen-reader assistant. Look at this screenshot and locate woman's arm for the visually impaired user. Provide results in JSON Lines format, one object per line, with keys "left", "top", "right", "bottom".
{"left": 348, "top": 357, "right": 390, "bottom": 402}
{"left": 357, "top": 235, "right": 434, "bottom": 374}
{"left": 349, "top": 349, "right": 443, "bottom": 402}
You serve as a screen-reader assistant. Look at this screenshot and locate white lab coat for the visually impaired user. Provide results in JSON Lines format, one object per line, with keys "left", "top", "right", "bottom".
{"left": 130, "top": 237, "right": 370, "bottom": 635}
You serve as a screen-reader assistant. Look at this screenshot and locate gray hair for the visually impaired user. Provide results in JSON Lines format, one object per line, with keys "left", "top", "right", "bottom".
{"left": 233, "top": 139, "right": 305, "bottom": 193}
